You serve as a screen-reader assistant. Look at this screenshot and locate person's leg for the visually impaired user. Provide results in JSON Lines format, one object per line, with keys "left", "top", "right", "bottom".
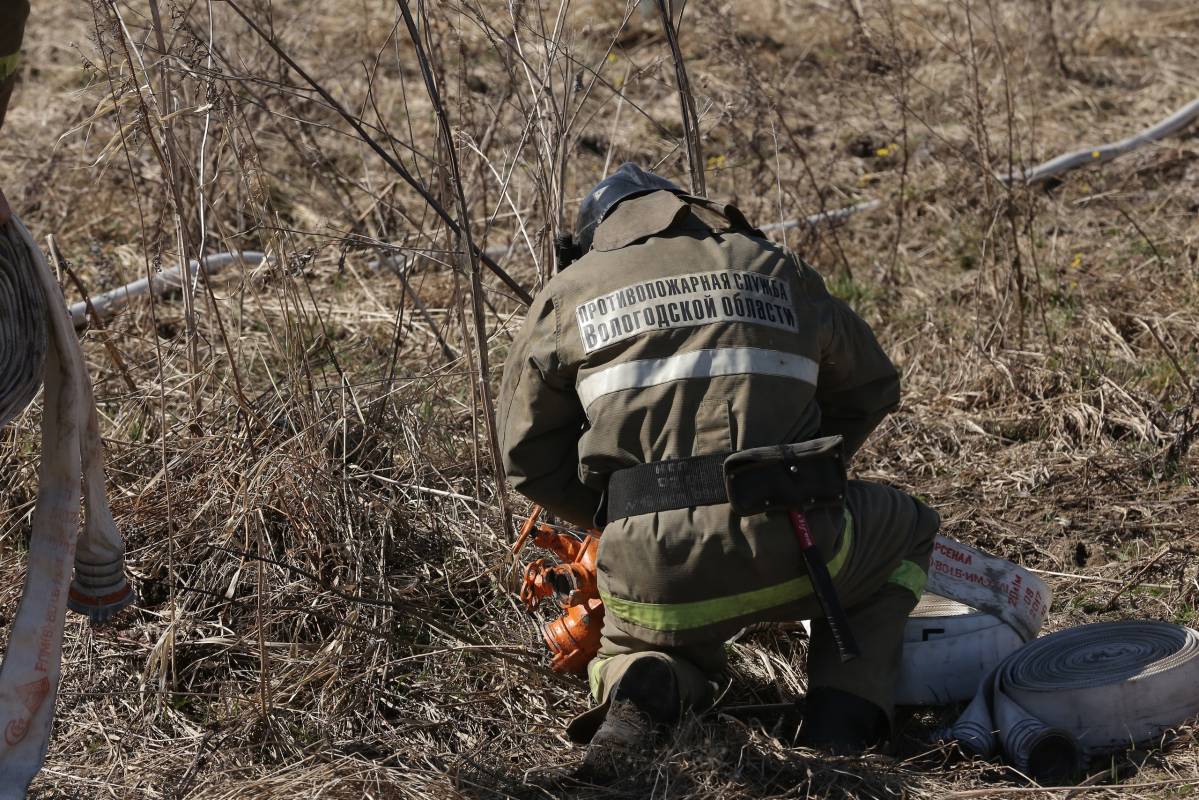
{"left": 0, "top": 0, "right": 31, "bottom": 225}
{"left": 567, "top": 623, "right": 727, "bottom": 744}
{"left": 568, "top": 619, "right": 726, "bottom": 780}
{"left": 802, "top": 583, "right": 921, "bottom": 750}
{"left": 0, "top": 0, "right": 30, "bottom": 132}
{"left": 801, "top": 480, "right": 939, "bottom": 750}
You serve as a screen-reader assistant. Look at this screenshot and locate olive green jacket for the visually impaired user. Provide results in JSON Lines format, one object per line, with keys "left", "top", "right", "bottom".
{"left": 498, "top": 190, "right": 899, "bottom": 644}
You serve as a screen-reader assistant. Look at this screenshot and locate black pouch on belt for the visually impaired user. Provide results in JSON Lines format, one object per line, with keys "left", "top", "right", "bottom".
{"left": 723, "top": 435, "right": 847, "bottom": 516}
{"left": 724, "top": 435, "right": 860, "bottom": 661}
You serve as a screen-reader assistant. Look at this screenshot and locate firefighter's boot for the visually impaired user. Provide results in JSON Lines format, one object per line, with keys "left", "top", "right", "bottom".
{"left": 797, "top": 686, "right": 890, "bottom": 754}
{"left": 576, "top": 657, "right": 679, "bottom": 783}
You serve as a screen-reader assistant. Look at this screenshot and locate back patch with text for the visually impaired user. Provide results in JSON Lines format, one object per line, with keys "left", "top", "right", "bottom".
{"left": 574, "top": 270, "right": 797, "bottom": 354}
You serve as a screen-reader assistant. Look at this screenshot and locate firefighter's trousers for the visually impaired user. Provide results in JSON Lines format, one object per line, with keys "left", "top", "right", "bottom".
{"left": 574, "top": 480, "right": 938, "bottom": 738}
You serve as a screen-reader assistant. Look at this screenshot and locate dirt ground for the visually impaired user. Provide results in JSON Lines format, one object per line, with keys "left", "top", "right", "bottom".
{"left": 1, "top": 0, "right": 1197, "bottom": 797}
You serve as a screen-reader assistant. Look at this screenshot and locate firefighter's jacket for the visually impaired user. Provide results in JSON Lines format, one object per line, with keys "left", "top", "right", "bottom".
{"left": 498, "top": 190, "right": 900, "bottom": 646}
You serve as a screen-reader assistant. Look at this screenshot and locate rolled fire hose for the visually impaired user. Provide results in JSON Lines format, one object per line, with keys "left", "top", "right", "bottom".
{"left": 902, "top": 539, "right": 1199, "bottom": 780}
{"left": 0, "top": 225, "right": 47, "bottom": 426}
{"left": 889, "top": 536, "right": 1049, "bottom": 706}
{"left": 0, "top": 217, "right": 133, "bottom": 798}
{"left": 895, "top": 592, "right": 1026, "bottom": 706}
{"left": 951, "top": 621, "right": 1199, "bottom": 781}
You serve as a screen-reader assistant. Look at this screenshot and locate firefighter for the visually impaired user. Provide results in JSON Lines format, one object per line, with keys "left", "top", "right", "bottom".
{"left": 497, "top": 163, "right": 938, "bottom": 778}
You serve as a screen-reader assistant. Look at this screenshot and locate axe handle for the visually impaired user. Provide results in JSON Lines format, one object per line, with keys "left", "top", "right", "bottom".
{"left": 787, "top": 509, "right": 861, "bottom": 663}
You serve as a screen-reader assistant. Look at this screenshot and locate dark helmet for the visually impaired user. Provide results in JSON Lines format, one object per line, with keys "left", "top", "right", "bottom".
{"left": 573, "top": 163, "right": 684, "bottom": 256}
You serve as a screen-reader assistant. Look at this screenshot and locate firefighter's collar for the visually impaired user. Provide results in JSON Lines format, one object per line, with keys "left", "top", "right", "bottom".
{"left": 592, "top": 191, "right": 689, "bottom": 252}
{"left": 592, "top": 191, "right": 758, "bottom": 252}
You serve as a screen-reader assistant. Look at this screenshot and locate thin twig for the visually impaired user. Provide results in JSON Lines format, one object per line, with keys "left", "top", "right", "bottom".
{"left": 45, "top": 235, "right": 138, "bottom": 394}
{"left": 222, "top": 0, "right": 533, "bottom": 305}
{"left": 394, "top": 0, "right": 513, "bottom": 540}
{"left": 656, "top": 0, "right": 705, "bottom": 195}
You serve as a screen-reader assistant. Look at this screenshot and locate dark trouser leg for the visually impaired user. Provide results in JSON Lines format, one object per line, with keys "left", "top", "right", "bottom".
{"left": 0, "top": 0, "right": 30, "bottom": 130}
{"left": 567, "top": 622, "right": 727, "bottom": 782}
{"left": 806, "top": 583, "right": 922, "bottom": 726}
{"left": 806, "top": 481, "right": 939, "bottom": 735}
{"left": 566, "top": 618, "right": 726, "bottom": 745}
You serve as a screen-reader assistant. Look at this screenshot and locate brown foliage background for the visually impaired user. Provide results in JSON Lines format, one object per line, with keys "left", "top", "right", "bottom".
{"left": 0, "top": 1, "right": 1197, "bottom": 797}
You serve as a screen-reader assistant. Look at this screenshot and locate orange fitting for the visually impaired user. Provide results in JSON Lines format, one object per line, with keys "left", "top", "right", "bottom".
{"left": 520, "top": 531, "right": 600, "bottom": 605}
{"left": 520, "top": 558, "right": 599, "bottom": 610}
{"left": 520, "top": 559, "right": 553, "bottom": 610}
{"left": 532, "top": 528, "right": 589, "bottom": 563}
{"left": 512, "top": 504, "right": 550, "bottom": 554}
{"left": 514, "top": 507, "right": 605, "bottom": 672}
{"left": 556, "top": 560, "right": 599, "bottom": 605}
{"left": 543, "top": 597, "right": 604, "bottom": 674}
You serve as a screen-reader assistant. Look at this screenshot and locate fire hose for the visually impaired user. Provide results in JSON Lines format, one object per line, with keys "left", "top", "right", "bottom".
{"left": 894, "top": 593, "right": 1026, "bottom": 706}
{"left": 951, "top": 621, "right": 1199, "bottom": 782}
{"left": 0, "top": 217, "right": 133, "bottom": 798}
{"left": 876, "top": 538, "right": 1199, "bottom": 777}
{"left": 66, "top": 250, "right": 266, "bottom": 328}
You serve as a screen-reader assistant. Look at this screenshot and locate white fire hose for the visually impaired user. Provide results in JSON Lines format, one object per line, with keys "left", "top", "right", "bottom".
{"left": 899, "top": 537, "right": 1199, "bottom": 781}
{"left": 895, "top": 592, "right": 1025, "bottom": 706}
{"left": 951, "top": 621, "right": 1199, "bottom": 781}
{"left": 67, "top": 250, "right": 266, "bottom": 328}
{"left": 893, "top": 536, "right": 1052, "bottom": 709}
{"left": 0, "top": 217, "right": 133, "bottom": 798}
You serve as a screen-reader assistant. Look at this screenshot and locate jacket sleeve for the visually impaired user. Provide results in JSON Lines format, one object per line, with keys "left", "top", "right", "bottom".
{"left": 807, "top": 263, "right": 900, "bottom": 459}
{"left": 497, "top": 289, "right": 600, "bottom": 528}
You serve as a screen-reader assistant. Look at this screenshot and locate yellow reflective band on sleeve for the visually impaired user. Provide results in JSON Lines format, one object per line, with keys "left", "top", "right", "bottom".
{"left": 887, "top": 559, "right": 927, "bottom": 599}
{"left": 0, "top": 52, "right": 20, "bottom": 83}
{"left": 600, "top": 514, "right": 854, "bottom": 633}
{"left": 587, "top": 655, "right": 611, "bottom": 701}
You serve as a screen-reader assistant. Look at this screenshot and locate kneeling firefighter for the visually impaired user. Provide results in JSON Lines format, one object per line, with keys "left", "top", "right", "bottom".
{"left": 497, "top": 163, "right": 939, "bottom": 775}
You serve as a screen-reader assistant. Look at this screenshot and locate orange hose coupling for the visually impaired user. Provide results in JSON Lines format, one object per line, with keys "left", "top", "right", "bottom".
{"left": 542, "top": 597, "right": 605, "bottom": 674}
{"left": 515, "top": 505, "right": 605, "bottom": 674}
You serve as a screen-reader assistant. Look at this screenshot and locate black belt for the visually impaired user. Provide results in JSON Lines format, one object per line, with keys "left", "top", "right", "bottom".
{"left": 601, "top": 438, "right": 860, "bottom": 663}
{"left": 605, "top": 452, "right": 731, "bottom": 523}
{"left": 603, "top": 436, "right": 848, "bottom": 524}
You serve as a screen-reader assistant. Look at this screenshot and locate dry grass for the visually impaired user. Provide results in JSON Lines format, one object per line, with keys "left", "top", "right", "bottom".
{"left": 0, "top": 0, "right": 1197, "bottom": 797}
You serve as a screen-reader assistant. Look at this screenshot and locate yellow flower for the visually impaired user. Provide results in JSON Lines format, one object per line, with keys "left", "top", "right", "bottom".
{"left": 875, "top": 144, "right": 896, "bottom": 158}
{"left": 1091, "top": 150, "right": 1101, "bottom": 159}
{"left": 607, "top": 53, "right": 619, "bottom": 64}
{"left": 1070, "top": 253, "right": 1082, "bottom": 270}
{"left": 706, "top": 154, "right": 726, "bottom": 170}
